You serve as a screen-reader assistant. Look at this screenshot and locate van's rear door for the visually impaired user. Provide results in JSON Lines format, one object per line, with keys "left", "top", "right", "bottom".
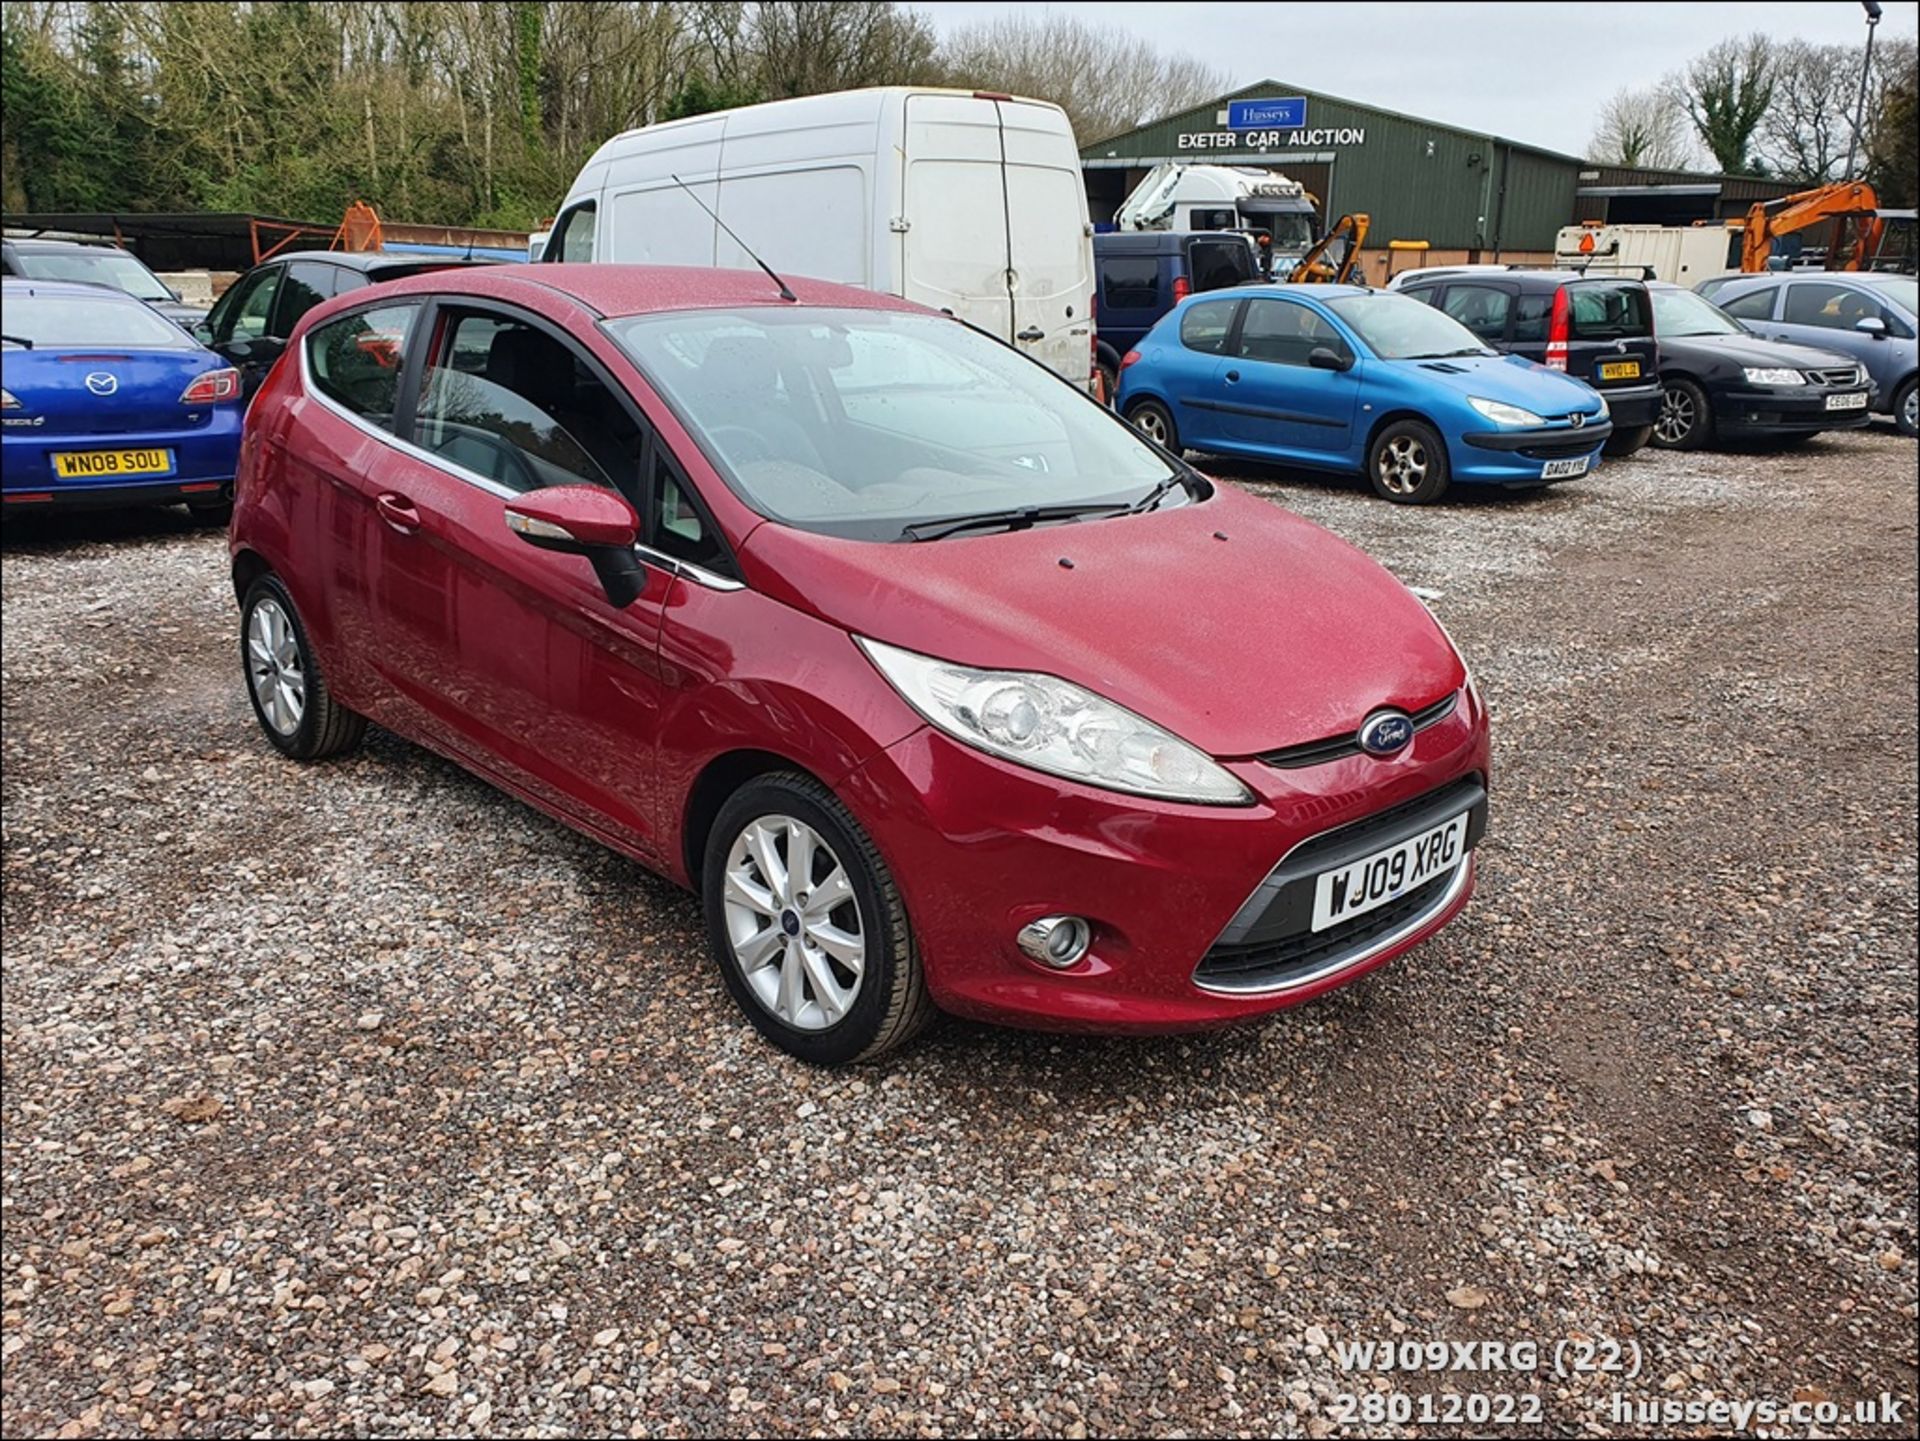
{"left": 901, "top": 93, "right": 1092, "bottom": 388}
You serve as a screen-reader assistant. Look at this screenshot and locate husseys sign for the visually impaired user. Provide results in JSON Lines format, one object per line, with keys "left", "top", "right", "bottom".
{"left": 1178, "top": 97, "right": 1366, "bottom": 151}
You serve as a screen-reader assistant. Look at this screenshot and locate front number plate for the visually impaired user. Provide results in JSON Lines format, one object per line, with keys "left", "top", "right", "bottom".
{"left": 1541, "top": 455, "right": 1591, "bottom": 480}
{"left": 52, "top": 448, "right": 175, "bottom": 479}
{"left": 1598, "top": 359, "right": 1641, "bottom": 381}
{"left": 1825, "top": 391, "right": 1868, "bottom": 411}
{"left": 1311, "top": 813, "right": 1469, "bottom": 932}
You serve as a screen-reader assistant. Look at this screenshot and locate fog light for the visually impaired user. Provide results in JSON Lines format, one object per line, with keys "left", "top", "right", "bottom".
{"left": 1017, "top": 915, "right": 1091, "bottom": 969}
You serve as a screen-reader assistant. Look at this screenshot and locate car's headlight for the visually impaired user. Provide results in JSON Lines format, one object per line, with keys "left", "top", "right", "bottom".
{"left": 1743, "top": 367, "right": 1806, "bottom": 386}
{"left": 1595, "top": 394, "right": 1610, "bottom": 418}
{"left": 857, "top": 637, "right": 1252, "bottom": 805}
{"left": 1467, "top": 396, "right": 1545, "bottom": 426}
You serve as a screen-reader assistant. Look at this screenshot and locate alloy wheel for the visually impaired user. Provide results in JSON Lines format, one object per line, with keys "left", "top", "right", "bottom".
{"left": 246, "top": 597, "right": 306, "bottom": 735}
{"left": 1904, "top": 387, "right": 1917, "bottom": 435}
{"left": 1656, "top": 386, "right": 1695, "bottom": 445}
{"left": 1375, "top": 435, "right": 1428, "bottom": 495}
{"left": 1134, "top": 408, "right": 1168, "bottom": 444}
{"left": 722, "top": 815, "right": 866, "bottom": 1031}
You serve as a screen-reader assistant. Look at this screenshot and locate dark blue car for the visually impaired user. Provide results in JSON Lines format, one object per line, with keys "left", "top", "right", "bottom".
{"left": 1114, "top": 284, "right": 1615, "bottom": 504}
{"left": 2, "top": 278, "right": 243, "bottom": 523}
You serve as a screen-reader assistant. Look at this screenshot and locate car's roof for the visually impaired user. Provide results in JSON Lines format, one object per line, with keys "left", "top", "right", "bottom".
{"left": 4, "top": 237, "right": 134, "bottom": 254}
{"left": 336, "top": 262, "right": 927, "bottom": 322}
{"left": 1238, "top": 283, "right": 1375, "bottom": 300}
{"left": 254, "top": 249, "right": 498, "bottom": 272}
{"left": 1, "top": 275, "right": 144, "bottom": 301}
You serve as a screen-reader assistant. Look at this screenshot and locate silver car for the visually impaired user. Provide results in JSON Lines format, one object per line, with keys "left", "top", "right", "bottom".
{"left": 1707, "top": 272, "right": 1918, "bottom": 436}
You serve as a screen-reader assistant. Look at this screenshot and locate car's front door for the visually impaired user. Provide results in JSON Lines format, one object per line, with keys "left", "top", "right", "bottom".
{"left": 1766, "top": 280, "right": 1898, "bottom": 387}
{"left": 1221, "top": 296, "right": 1361, "bottom": 458}
{"left": 363, "top": 299, "right": 681, "bottom": 857}
{"left": 206, "top": 263, "right": 285, "bottom": 395}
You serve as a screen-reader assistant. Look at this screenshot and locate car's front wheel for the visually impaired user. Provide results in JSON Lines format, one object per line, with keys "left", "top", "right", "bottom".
{"left": 1652, "top": 379, "right": 1713, "bottom": 450}
{"left": 1368, "top": 419, "right": 1450, "bottom": 504}
{"left": 240, "top": 574, "right": 366, "bottom": 760}
{"left": 703, "top": 772, "right": 933, "bottom": 1065}
{"left": 1128, "top": 398, "right": 1180, "bottom": 454}
{"left": 1893, "top": 377, "right": 1917, "bottom": 439}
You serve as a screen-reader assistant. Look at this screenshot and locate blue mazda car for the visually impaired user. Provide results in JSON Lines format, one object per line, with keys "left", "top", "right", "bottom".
{"left": 1114, "top": 284, "right": 1613, "bottom": 504}
{"left": 2, "top": 278, "right": 244, "bottom": 524}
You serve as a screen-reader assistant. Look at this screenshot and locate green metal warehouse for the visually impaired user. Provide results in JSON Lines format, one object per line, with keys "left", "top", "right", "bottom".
{"left": 1082, "top": 80, "right": 1798, "bottom": 276}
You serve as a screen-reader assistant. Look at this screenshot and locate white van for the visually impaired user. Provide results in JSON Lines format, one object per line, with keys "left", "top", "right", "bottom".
{"left": 543, "top": 87, "right": 1096, "bottom": 389}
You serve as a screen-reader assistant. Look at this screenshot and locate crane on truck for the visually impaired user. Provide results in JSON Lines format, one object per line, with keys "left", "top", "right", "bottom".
{"left": 1115, "top": 162, "right": 1320, "bottom": 273}
{"left": 1741, "top": 181, "right": 1885, "bottom": 272}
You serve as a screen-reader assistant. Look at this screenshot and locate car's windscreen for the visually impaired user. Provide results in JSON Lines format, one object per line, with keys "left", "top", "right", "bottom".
{"left": 13, "top": 250, "right": 172, "bottom": 302}
{"left": 606, "top": 308, "right": 1179, "bottom": 541}
{"left": 1568, "top": 282, "right": 1652, "bottom": 339}
{"left": 1863, "top": 277, "right": 1917, "bottom": 316}
{"left": 0, "top": 292, "right": 199, "bottom": 349}
{"left": 1322, "top": 293, "right": 1490, "bottom": 359}
{"left": 1651, "top": 288, "right": 1742, "bottom": 337}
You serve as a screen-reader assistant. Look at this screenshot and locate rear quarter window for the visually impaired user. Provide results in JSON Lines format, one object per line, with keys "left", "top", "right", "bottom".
{"left": 1179, "top": 298, "right": 1238, "bottom": 354}
{"left": 1568, "top": 283, "right": 1651, "bottom": 340}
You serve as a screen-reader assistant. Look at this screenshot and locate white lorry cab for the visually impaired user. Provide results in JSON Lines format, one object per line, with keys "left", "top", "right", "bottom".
{"left": 1115, "top": 162, "right": 1320, "bottom": 273}
{"left": 544, "top": 87, "right": 1097, "bottom": 390}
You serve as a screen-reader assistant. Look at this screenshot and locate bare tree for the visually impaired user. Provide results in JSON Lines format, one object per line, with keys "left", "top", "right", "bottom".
{"left": 1677, "top": 33, "right": 1776, "bottom": 175}
{"left": 938, "top": 11, "right": 1228, "bottom": 144}
{"left": 1587, "top": 85, "right": 1695, "bottom": 170}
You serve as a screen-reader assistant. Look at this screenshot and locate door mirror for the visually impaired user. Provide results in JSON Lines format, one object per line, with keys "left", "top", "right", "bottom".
{"left": 1308, "top": 345, "right": 1353, "bottom": 372}
{"left": 504, "top": 485, "right": 648, "bottom": 606}
{"left": 191, "top": 321, "right": 214, "bottom": 345}
{"left": 1854, "top": 315, "right": 1888, "bottom": 338}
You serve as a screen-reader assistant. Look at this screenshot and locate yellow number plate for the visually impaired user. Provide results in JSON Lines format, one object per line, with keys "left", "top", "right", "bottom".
{"left": 1598, "top": 360, "right": 1641, "bottom": 381}
{"left": 51, "top": 448, "right": 174, "bottom": 479}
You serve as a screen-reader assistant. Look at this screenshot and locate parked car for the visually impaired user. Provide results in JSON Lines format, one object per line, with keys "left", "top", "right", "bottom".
{"left": 1113, "top": 284, "right": 1610, "bottom": 504}
{"left": 1, "top": 236, "right": 206, "bottom": 328}
{"left": 1093, "top": 230, "right": 1260, "bottom": 395}
{"left": 1394, "top": 268, "right": 1662, "bottom": 456}
{"left": 546, "top": 87, "right": 1097, "bottom": 390}
{"left": 1644, "top": 282, "right": 1873, "bottom": 450}
{"left": 230, "top": 263, "right": 1489, "bottom": 1063}
{"left": 1710, "top": 271, "right": 1918, "bottom": 436}
{"left": 1384, "top": 263, "right": 1519, "bottom": 291}
{"left": 1, "top": 278, "right": 242, "bottom": 523}
{"left": 197, "top": 250, "right": 495, "bottom": 398}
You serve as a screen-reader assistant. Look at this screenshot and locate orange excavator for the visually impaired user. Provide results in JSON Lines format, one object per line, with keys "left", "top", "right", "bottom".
{"left": 1289, "top": 213, "right": 1370, "bottom": 284}
{"left": 1740, "top": 181, "right": 1884, "bottom": 272}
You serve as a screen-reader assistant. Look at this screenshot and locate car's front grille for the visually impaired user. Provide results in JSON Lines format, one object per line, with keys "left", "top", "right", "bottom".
{"left": 1518, "top": 437, "right": 1602, "bottom": 460}
{"left": 1195, "top": 870, "right": 1456, "bottom": 987}
{"left": 1258, "top": 692, "right": 1458, "bottom": 770}
{"left": 1804, "top": 366, "right": 1862, "bottom": 387}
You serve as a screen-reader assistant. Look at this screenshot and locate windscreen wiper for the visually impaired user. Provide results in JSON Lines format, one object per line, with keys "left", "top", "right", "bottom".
{"left": 1126, "top": 474, "right": 1191, "bottom": 514}
{"left": 902, "top": 502, "right": 1132, "bottom": 543}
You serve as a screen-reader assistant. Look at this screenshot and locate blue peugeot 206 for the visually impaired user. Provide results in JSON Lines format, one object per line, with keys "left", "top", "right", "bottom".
{"left": 1114, "top": 283, "right": 1611, "bottom": 504}
{"left": 2, "top": 278, "right": 244, "bottom": 525}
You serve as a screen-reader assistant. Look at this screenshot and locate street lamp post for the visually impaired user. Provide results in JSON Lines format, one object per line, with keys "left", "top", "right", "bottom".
{"left": 1842, "top": 0, "right": 1883, "bottom": 181}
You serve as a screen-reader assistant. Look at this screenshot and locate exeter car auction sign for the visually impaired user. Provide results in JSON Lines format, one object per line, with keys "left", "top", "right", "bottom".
{"left": 1180, "top": 97, "right": 1367, "bottom": 151}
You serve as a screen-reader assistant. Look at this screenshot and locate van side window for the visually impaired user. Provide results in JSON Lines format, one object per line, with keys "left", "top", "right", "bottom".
{"left": 1511, "top": 293, "right": 1553, "bottom": 343}
{"left": 307, "top": 302, "right": 421, "bottom": 432}
{"left": 1440, "top": 285, "right": 1512, "bottom": 342}
{"left": 415, "top": 312, "right": 642, "bottom": 498}
{"left": 1102, "top": 257, "right": 1159, "bottom": 310}
{"left": 546, "top": 202, "right": 596, "bottom": 263}
{"left": 1179, "top": 299, "right": 1238, "bottom": 355}
{"left": 1188, "top": 240, "right": 1252, "bottom": 293}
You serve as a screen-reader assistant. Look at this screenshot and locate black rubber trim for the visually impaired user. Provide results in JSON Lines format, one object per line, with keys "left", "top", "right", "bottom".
{"left": 1258, "top": 691, "right": 1458, "bottom": 770}
{"left": 1461, "top": 422, "right": 1613, "bottom": 452}
{"left": 2, "top": 478, "right": 232, "bottom": 509}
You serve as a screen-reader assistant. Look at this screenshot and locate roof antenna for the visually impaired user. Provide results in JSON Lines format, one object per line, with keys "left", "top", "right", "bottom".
{"left": 672, "top": 173, "right": 796, "bottom": 302}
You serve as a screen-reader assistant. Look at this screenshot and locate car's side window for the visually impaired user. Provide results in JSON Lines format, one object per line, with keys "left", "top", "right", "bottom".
{"left": 1179, "top": 298, "right": 1239, "bottom": 355}
{"left": 1440, "top": 284, "right": 1512, "bottom": 342}
{"left": 1236, "top": 298, "right": 1344, "bottom": 367}
{"left": 1721, "top": 287, "right": 1777, "bottom": 322}
{"left": 1102, "top": 257, "right": 1159, "bottom": 310}
{"left": 649, "top": 450, "right": 731, "bottom": 574}
{"left": 545, "top": 202, "right": 596, "bottom": 263}
{"left": 218, "top": 266, "right": 282, "bottom": 345}
{"left": 1511, "top": 292, "right": 1553, "bottom": 343}
{"left": 1782, "top": 283, "right": 1874, "bottom": 331}
{"left": 414, "top": 311, "right": 644, "bottom": 498}
{"left": 270, "top": 262, "right": 336, "bottom": 339}
{"left": 307, "top": 302, "right": 422, "bottom": 432}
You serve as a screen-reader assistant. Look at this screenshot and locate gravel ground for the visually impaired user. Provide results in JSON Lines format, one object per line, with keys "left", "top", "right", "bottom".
{"left": 3, "top": 426, "right": 1915, "bottom": 1438}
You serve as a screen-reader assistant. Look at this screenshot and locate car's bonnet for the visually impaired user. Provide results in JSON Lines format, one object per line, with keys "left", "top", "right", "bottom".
{"left": 1660, "top": 332, "right": 1863, "bottom": 370}
{"left": 1386, "top": 352, "right": 1605, "bottom": 412}
{"left": 738, "top": 484, "right": 1465, "bottom": 759}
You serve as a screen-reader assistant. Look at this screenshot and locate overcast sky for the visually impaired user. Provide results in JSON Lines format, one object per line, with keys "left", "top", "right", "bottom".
{"left": 913, "top": 0, "right": 1920, "bottom": 156}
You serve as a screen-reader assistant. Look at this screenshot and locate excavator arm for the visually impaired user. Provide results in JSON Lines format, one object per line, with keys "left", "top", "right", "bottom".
{"left": 1290, "top": 213, "right": 1370, "bottom": 284}
{"left": 1741, "top": 182, "right": 1884, "bottom": 272}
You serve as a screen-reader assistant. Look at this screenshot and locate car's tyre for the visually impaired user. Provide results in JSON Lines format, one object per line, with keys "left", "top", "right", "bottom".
{"left": 1602, "top": 424, "right": 1653, "bottom": 458}
{"left": 1652, "top": 379, "right": 1714, "bottom": 451}
{"left": 1893, "top": 377, "right": 1917, "bottom": 439}
{"left": 1368, "top": 418, "right": 1450, "bottom": 504}
{"left": 187, "top": 498, "right": 233, "bottom": 527}
{"left": 704, "top": 772, "right": 934, "bottom": 1066}
{"left": 1128, "top": 398, "right": 1180, "bottom": 454}
{"left": 239, "top": 574, "right": 366, "bottom": 761}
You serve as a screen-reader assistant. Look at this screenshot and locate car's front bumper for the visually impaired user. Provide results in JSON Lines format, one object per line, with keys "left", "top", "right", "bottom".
{"left": 839, "top": 683, "right": 1491, "bottom": 1033}
{"left": 1712, "top": 384, "right": 1877, "bottom": 434}
{"left": 1456, "top": 421, "right": 1609, "bottom": 486}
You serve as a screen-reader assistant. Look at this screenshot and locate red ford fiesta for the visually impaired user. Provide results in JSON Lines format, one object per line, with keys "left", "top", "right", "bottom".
{"left": 230, "top": 264, "right": 1489, "bottom": 1064}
